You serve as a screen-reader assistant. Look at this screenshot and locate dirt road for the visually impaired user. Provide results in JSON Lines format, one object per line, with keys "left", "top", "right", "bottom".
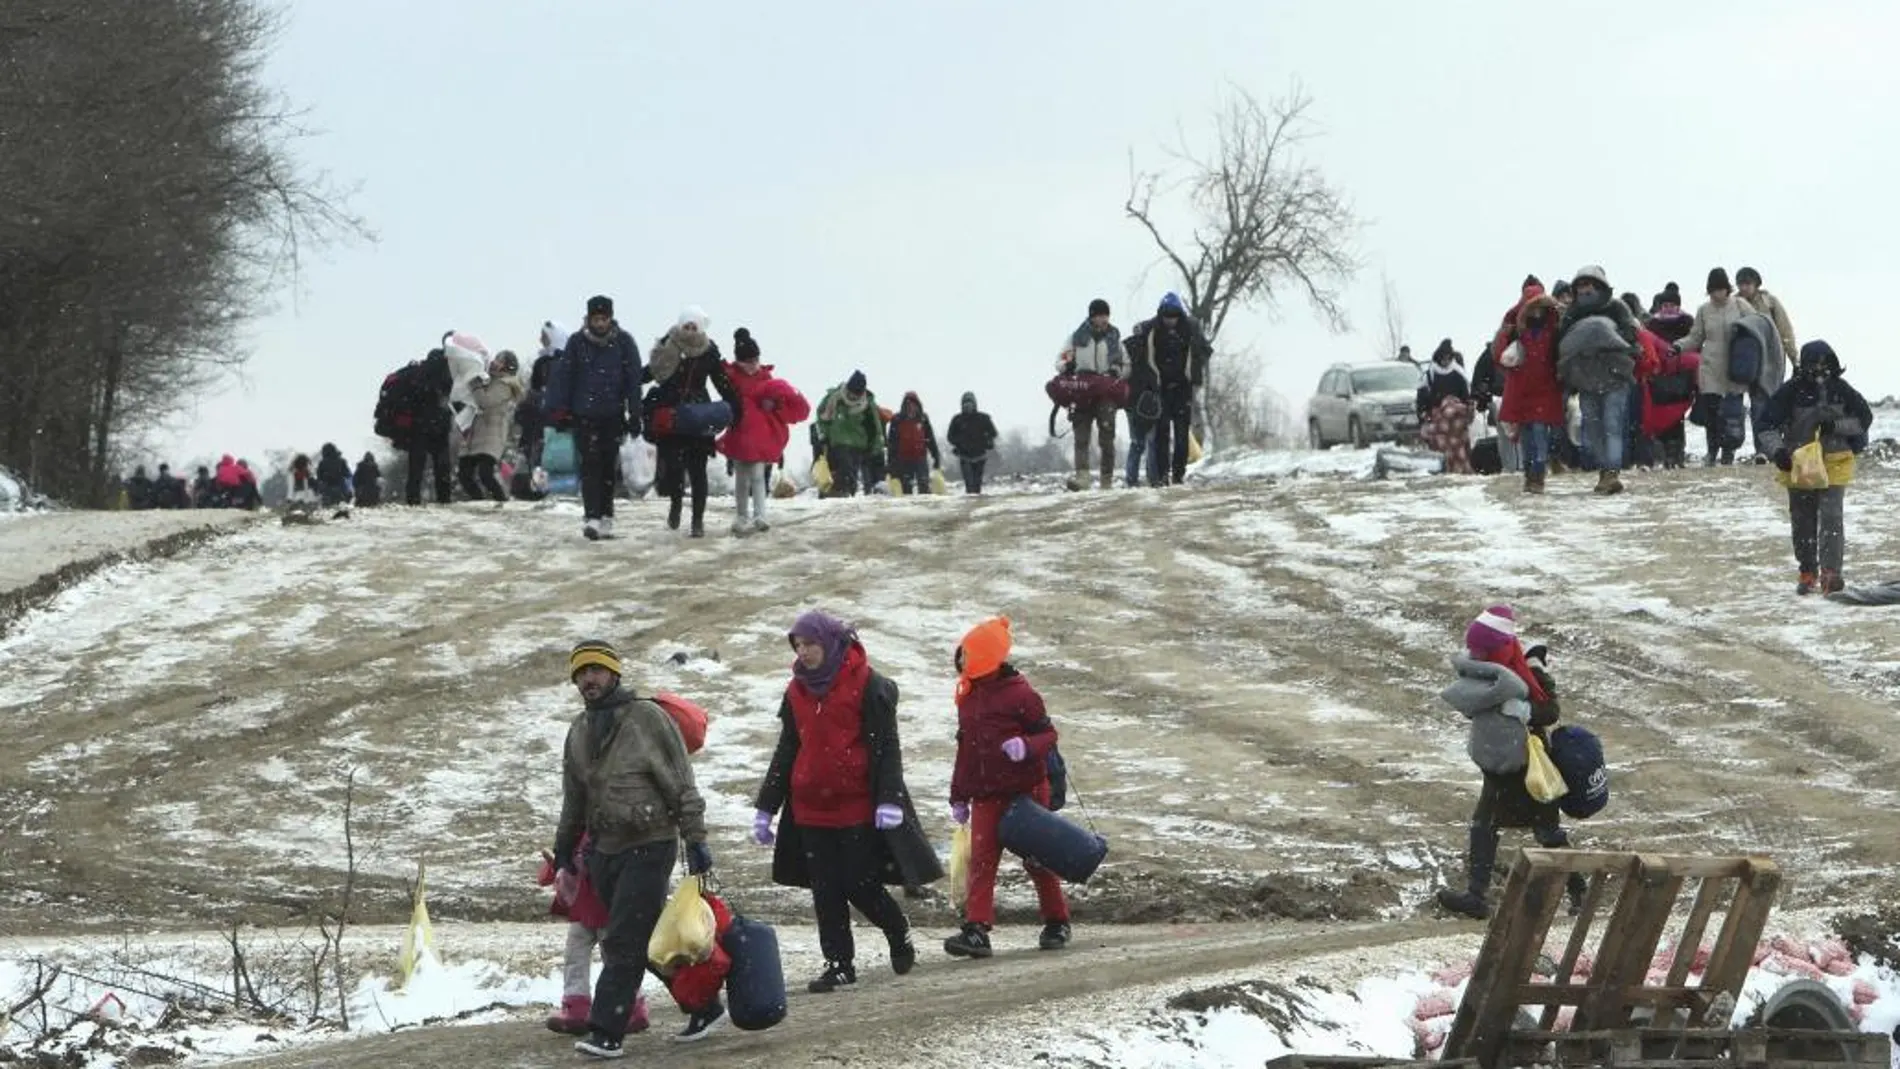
{"left": 2, "top": 464, "right": 1897, "bottom": 940}
{"left": 230, "top": 917, "right": 1460, "bottom": 1069}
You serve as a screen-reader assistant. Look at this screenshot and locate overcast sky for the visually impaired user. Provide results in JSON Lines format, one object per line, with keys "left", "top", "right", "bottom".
{"left": 158, "top": 0, "right": 1900, "bottom": 468}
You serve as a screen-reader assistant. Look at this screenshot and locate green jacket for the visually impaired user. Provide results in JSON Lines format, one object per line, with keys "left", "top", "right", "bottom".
{"left": 816, "top": 386, "right": 883, "bottom": 454}
{"left": 556, "top": 688, "right": 707, "bottom": 859}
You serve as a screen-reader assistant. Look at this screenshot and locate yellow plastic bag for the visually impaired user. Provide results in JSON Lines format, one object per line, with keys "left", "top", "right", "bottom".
{"left": 1186, "top": 432, "right": 1203, "bottom": 464}
{"left": 647, "top": 876, "right": 715, "bottom": 970}
{"left": 930, "top": 468, "right": 947, "bottom": 495}
{"left": 887, "top": 476, "right": 904, "bottom": 496}
{"left": 396, "top": 862, "right": 435, "bottom": 990}
{"left": 1524, "top": 734, "right": 1567, "bottom": 804}
{"left": 948, "top": 825, "right": 971, "bottom": 908}
{"left": 1790, "top": 437, "right": 1830, "bottom": 490}
{"left": 812, "top": 455, "right": 833, "bottom": 494}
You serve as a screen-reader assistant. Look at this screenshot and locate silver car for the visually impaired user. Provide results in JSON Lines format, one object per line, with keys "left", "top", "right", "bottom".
{"left": 1307, "top": 362, "right": 1425, "bottom": 448}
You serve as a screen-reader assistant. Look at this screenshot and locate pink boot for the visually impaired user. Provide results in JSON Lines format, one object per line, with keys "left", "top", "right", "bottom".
{"left": 627, "top": 994, "right": 650, "bottom": 1034}
{"left": 545, "top": 994, "right": 591, "bottom": 1035}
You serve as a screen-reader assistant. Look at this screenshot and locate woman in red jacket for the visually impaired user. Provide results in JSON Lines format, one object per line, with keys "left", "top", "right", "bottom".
{"left": 751, "top": 611, "right": 942, "bottom": 994}
{"left": 944, "top": 616, "right": 1072, "bottom": 959}
{"left": 716, "top": 328, "right": 810, "bottom": 536}
{"left": 1493, "top": 276, "right": 1566, "bottom": 494}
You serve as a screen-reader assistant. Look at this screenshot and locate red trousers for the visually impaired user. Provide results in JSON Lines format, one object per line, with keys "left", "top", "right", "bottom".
{"left": 964, "top": 783, "right": 1070, "bottom": 927}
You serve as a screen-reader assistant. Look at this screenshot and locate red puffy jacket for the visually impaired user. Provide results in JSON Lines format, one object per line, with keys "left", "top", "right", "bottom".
{"left": 950, "top": 668, "right": 1057, "bottom": 803}
{"left": 716, "top": 363, "right": 811, "bottom": 464}
{"left": 1495, "top": 295, "right": 1566, "bottom": 428}
{"left": 785, "top": 647, "right": 876, "bottom": 828}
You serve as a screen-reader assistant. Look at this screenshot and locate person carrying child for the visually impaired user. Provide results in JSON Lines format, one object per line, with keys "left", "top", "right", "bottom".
{"left": 943, "top": 616, "right": 1072, "bottom": 958}
{"left": 1434, "top": 605, "right": 1587, "bottom": 921}
{"left": 536, "top": 833, "right": 650, "bottom": 1037}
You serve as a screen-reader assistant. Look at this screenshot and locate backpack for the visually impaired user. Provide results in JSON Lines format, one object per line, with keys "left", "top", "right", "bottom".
{"left": 1546, "top": 725, "right": 1608, "bottom": 819}
{"left": 373, "top": 367, "right": 421, "bottom": 442}
{"left": 651, "top": 692, "right": 709, "bottom": 754}
{"left": 1045, "top": 747, "right": 1069, "bottom": 812}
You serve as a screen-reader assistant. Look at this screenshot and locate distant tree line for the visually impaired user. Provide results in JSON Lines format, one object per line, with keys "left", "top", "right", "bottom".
{"left": 0, "top": 0, "right": 363, "bottom": 505}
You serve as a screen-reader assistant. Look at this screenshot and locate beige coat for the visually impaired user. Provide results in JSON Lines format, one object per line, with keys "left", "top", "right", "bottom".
{"left": 1744, "top": 288, "right": 1797, "bottom": 360}
{"left": 464, "top": 373, "right": 524, "bottom": 458}
{"left": 1680, "top": 296, "right": 1757, "bottom": 395}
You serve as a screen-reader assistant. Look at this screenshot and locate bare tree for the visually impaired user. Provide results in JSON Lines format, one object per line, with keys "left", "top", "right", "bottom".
{"left": 1125, "top": 83, "right": 1361, "bottom": 453}
{"left": 0, "top": 0, "right": 369, "bottom": 504}
{"left": 1374, "top": 270, "right": 1409, "bottom": 362}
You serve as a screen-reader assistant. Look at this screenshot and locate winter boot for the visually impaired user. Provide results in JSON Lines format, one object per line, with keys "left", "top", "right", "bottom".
{"left": 1038, "top": 921, "right": 1072, "bottom": 951}
{"left": 943, "top": 922, "right": 993, "bottom": 959}
{"left": 1099, "top": 457, "right": 1116, "bottom": 490}
{"left": 888, "top": 927, "right": 917, "bottom": 975}
{"left": 1719, "top": 448, "right": 1736, "bottom": 466}
{"left": 1436, "top": 886, "right": 1490, "bottom": 920}
{"left": 1821, "top": 569, "right": 1845, "bottom": 595}
{"left": 583, "top": 518, "right": 601, "bottom": 542}
{"left": 1601, "top": 469, "right": 1624, "bottom": 495}
{"left": 1565, "top": 873, "right": 1589, "bottom": 917}
{"left": 730, "top": 520, "right": 752, "bottom": 538}
{"left": 629, "top": 994, "right": 651, "bottom": 1033}
{"left": 1797, "top": 571, "right": 1818, "bottom": 596}
{"left": 807, "top": 960, "right": 857, "bottom": 993}
{"left": 1523, "top": 470, "right": 1546, "bottom": 495}
{"left": 689, "top": 520, "right": 706, "bottom": 539}
{"left": 690, "top": 501, "right": 706, "bottom": 538}
{"left": 666, "top": 498, "right": 683, "bottom": 530}
{"left": 1438, "top": 823, "right": 1499, "bottom": 920}
{"left": 546, "top": 994, "right": 592, "bottom": 1035}
{"left": 598, "top": 515, "right": 615, "bottom": 540}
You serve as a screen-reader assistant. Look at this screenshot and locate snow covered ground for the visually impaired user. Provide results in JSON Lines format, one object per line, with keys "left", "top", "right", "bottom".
{"left": 3, "top": 445, "right": 1899, "bottom": 1066}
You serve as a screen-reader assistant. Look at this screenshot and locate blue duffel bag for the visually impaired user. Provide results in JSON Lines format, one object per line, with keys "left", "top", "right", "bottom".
{"left": 721, "top": 914, "right": 787, "bottom": 1031}
{"left": 998, "top": 794, "right": 1108, "bottom": 883}
{"left": 673, "top": 401, "right": 733, "bottom": 437}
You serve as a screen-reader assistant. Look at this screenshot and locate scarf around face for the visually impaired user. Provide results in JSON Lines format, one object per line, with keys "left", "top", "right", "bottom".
{"left": 790, "top": 611, "right": 855, "bottom": 697}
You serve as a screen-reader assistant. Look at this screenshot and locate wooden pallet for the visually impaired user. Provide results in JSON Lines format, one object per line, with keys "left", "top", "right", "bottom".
{"left": 1442, "top": 849, "right": 1787, "bottom": 1069}
{"left": 1514, "top": 1025, "right": 1891, "bottom": 1067}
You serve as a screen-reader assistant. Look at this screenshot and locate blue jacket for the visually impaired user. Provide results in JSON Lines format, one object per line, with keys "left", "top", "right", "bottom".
{"left": 546, "top": 324, "right": 645, "bottom": 425}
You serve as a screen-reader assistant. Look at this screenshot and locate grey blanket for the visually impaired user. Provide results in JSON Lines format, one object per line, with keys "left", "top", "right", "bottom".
{"left": 1827, "top": 581, "right": 1900, "bottom": 606}
{"left": 1557, "top": 315, "right": 1637, "bottom": 395}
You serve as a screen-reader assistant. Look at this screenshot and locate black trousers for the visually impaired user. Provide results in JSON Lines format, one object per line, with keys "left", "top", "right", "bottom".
{"left": 958, "top": 457, "right": 986, "bottom": 494}
{"left": 1147, "top": 384, "right": 1194, "bottom": 486}
{"left": 801, "top": 825, "right": 908, "bottom": 965}
{"left": 456, "top": 454, "right": 506, "bottom": 501}
{"left": 574, "top": 420, "right": 624, "bottom": 520}
{"left": 827, "top": 446, "right": 868, "bottom": 498}
{"left": 1789, "top": 486, "right": 1846, "bottom": 574}
{"left": 1463, "top": 770, "right": 1576, "bottom": 896}
{"left": 657, "top": 438, "right": 712, "bottom": 523}
{"left": 587, "top": 840, "right": 677, "bottom": 1039}
{"left": 404, "top": 435, "right": 452, "bottom": 505}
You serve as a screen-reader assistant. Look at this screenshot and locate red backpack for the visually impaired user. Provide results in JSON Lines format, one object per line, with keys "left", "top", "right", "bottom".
{"left": 652, "top": 692, "right": 709, "bottom": 754}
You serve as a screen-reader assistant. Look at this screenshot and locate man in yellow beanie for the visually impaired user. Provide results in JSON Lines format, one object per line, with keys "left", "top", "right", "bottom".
{"left": 554, "top": 638, "right": 713, "bottom": 1059}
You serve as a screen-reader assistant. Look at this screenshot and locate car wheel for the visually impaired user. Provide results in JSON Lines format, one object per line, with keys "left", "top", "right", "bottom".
{"left": 1349, "top": 417, "right": 1369, "bottom": 449}
{"left": 1308, "top": 421, "right": 1325, "bottom": 450}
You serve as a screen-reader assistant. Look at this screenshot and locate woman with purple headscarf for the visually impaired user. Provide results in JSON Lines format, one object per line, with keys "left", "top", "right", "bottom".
{"left": 751, "top": 611, "right": 943, "bottom": 995}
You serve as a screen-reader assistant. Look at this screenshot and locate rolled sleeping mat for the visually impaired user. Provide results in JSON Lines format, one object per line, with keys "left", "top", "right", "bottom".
{"left": 997, "top": 794, "right": 1108, "bottom": 884}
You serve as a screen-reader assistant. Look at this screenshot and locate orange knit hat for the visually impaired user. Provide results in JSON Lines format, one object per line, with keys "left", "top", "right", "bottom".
{"left": 955, "top": 616, "right": 1013, "bottom": 700}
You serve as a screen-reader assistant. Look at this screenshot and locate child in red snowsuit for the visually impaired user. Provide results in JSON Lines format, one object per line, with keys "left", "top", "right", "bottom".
{"left": 537, "top": 833, "right": 649, "bottom": 1036}
{"left": 655, "top": 890, "right": 736, "bottom": 1042}
{"left": 943, "top": 616, "right": 1072, "bottom": 959}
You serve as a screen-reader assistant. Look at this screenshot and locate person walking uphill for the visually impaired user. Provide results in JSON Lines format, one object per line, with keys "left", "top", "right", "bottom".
{"left": 1122, "top": 292, "right": 1212, "bottom": 486}
{"left": 716, "top": 328, "right": 810, "bottom": 536}
{"left": 546, "top": 296, "right": 645, "bottom": 541}
{"left": 644, "top": 307, "right": 739, "bottom": 538}
{"left": 750, "top": 612, "right": 941, "bottom": 994}
{"left": 945, "top": 616, "right": 1072, "bottom": 959}
{"left": 1435, "top": 606, "right": 1586, "bottom": 922}
{"left": 459, "top": 351, "right": 526, "bottom": 503}
{"left": 1555, "top": 265, "right": 1641, "bottom": 495}
{"left": 553, "top": 639, "right": 712, "bottom": 1060}
{"left": 814, "top": 371, "right": 884, "bottom": 498}
{"left": 1758, "top": 341, "right": 1874, "bottom": 597}
{"left": 947, "top": 393, "right": 999, "bottom": 494}
{"left": 1060, "top": 298, "right": 1127, "bottom": 491}
{"left": 885, "top": 392, "right": 942, "bottom": 494}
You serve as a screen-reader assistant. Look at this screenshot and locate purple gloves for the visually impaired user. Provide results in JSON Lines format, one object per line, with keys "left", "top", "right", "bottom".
{"left": 874, "top": 804, "right": 904, "bottom": 830}
{"left": 950, "top": 801, "right": 970, "bottom": 826}
{"left": 1001, "top": 736, "right": 1028, "bottom": 762}
{"left": 752, "top": 809, "right": 776, "bottom": 846}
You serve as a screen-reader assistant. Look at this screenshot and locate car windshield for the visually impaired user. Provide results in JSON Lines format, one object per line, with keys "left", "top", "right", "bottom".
{"left": 1351, "top": 366, "right": 1421, "bottom": 394}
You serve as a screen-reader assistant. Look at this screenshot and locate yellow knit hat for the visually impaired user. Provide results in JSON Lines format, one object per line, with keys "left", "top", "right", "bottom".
{"left": 569, "top": 638, "right": 622, "bottom": 680}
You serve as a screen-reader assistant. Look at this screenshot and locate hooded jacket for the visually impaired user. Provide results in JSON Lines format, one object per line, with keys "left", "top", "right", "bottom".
{"left": 1123, "top": 294, "right": 1213, "bottom": 391}
{"left": 1556, "top": 289, "right": 1640, "bottom": 395}
{"left": 886, "top": 392, "right": 941, "bottom": 465}
{"left": 1442, "top": 656, "right": 1531, "bottom": 775}
{"left": 1495, "top": 294, "right": 1566, "bottom": 427}
{"left": 1757, "top": 342, "right": 1873, "bottom": 482}
{"left": 717, "top": 362, "right": 811, "bottom": 464}
{"left": 816, "top": 385, "right": 884, "bottom": 453}
{"left": 555, "top": 685, "right": 708, "bottom": 860}
{"left": 947, "top": 393, "right": 999, "bottom": 459}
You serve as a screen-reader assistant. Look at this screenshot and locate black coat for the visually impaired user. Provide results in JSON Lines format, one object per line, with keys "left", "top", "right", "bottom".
{"left": 752, "top": 669, "right": 945, "bottom": 890}
{"left": 947, "top": 410, "right": 998, "bottom": 459}
{"left": 1416, "top": 366, "right": 1470, "bottom": 417}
